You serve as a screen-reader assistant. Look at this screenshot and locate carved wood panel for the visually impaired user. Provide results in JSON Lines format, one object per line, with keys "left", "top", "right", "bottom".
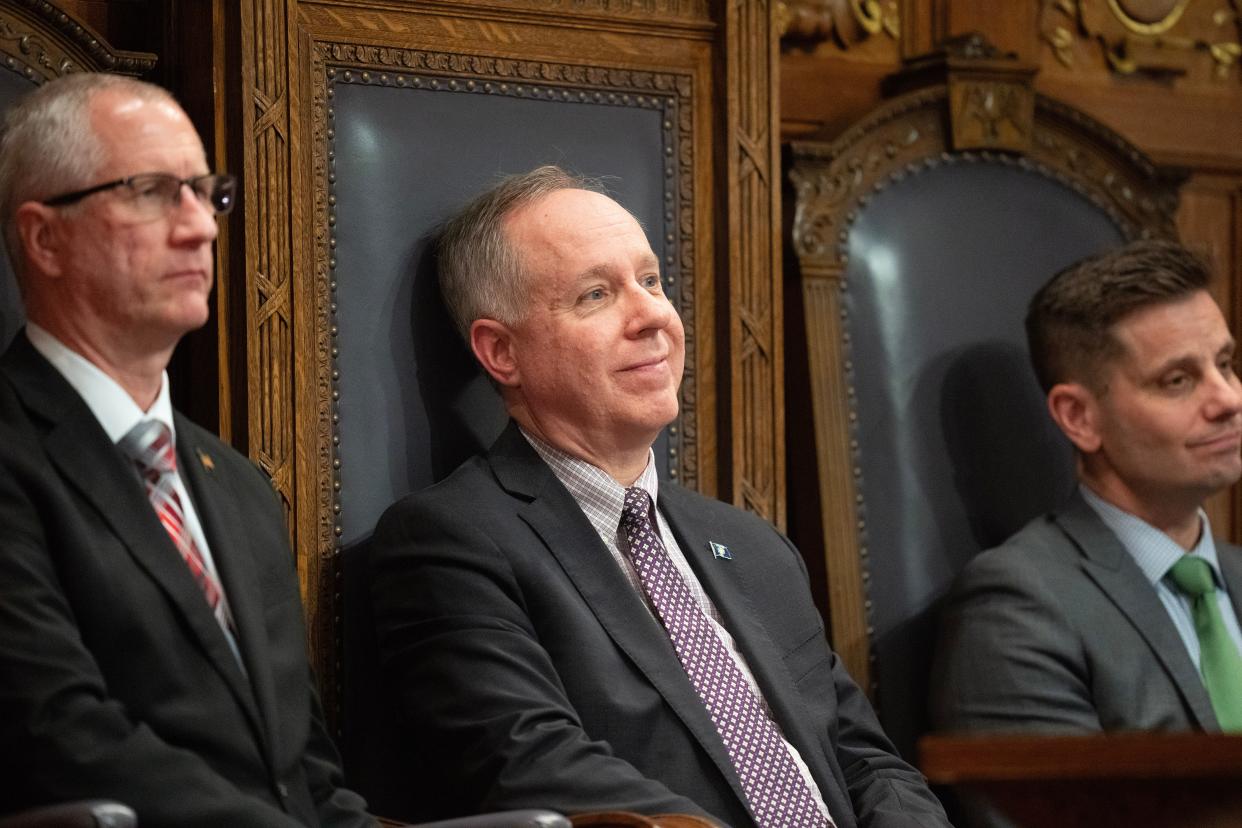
{"left": 1041, "top": 0, "right": 1242, "bottom": 83}
{"left": 0, "top": 0, "right": 154, "bottom": 79}
{"left": 726, "top": 0, "right": 784, "bottom": 523}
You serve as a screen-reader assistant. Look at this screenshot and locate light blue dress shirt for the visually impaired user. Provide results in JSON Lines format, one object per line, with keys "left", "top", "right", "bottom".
{"left": 1081, "top": 484, "right": 1242, "bottom": 671}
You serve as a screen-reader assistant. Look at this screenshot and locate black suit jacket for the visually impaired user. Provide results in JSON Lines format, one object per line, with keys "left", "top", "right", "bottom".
{"left": 370, "top": 422, "right": 949, "bottom": 828}
{"left": 0, "top": 333, "right": 371, "bottom": 826}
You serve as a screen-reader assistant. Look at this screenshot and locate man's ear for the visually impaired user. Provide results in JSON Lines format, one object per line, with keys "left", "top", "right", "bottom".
{"left": 14, "top": 201, "right": 65, "bottom": 278}
{"left": 1047, "top": 382, "right": 1102, "bottom": 454}
{"left": 470, "top": 318, "right": 521, "bottom": 388}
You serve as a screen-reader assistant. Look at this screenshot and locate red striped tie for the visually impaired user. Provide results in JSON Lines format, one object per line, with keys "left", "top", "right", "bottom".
{"left": 121, "top": 420, "right": 230, "bottom": 630}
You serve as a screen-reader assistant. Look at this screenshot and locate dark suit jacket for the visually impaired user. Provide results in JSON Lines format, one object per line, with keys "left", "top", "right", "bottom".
{"left": 0, "top": 333, "right": 371, "bottom": 826}
{"left": 931, "top": 489, "right": 1242, "bottom": 734}
{"left": 370, "top": 422, "right": 949, "bottom": 828}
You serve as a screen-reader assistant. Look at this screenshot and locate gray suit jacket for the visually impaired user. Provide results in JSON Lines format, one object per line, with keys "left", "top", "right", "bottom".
{"left": 370, "top": 422, "right": 950, "bottom": 828}
{"left": 930, "top": 489, "right": 1242, "bottom": 735}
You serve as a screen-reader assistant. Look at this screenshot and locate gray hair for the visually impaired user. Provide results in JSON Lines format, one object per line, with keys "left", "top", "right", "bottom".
{"left": 437, "top": 165, "right": 608, "bottom": 340}
{"left": 0, "top": 72, "right": 177, "bottom": 278}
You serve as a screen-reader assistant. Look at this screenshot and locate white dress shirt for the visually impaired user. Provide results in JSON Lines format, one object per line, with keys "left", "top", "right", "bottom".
{"left": 26, "top": 323, "right": 240, "bottom": 660}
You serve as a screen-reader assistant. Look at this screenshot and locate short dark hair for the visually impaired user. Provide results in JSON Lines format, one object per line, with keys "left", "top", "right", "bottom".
{"left": 1025, "top": 239, "right": 1213, "bottom": 393}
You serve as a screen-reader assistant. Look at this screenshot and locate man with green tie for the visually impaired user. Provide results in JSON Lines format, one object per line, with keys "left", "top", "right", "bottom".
{"left": 933, "top": 239, "right": 1242, "bottom": 747}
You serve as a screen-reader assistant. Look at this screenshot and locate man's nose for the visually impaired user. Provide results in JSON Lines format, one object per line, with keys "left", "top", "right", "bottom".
{"left": 169, "top": 183, "right": 219, "bottom": 244}
{"left": 626, "top": 282, "right": 674, "bottom": 335}
{"left": 1205, "top": 364, "right": 1242, "bottom": 419}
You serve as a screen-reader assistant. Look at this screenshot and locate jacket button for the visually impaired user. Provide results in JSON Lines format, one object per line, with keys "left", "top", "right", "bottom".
{"left": 278, "top": 782, "right": 289, "bottom": 798}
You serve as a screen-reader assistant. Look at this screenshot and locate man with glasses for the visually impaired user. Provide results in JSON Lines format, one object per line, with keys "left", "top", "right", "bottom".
{"left": 0, "top": 73, "right": 371, "bottom": 825}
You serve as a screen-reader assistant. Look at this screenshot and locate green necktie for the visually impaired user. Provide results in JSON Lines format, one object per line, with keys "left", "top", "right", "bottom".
{"left": 1168, "top": 555, "right": 1242, "bottom": 732}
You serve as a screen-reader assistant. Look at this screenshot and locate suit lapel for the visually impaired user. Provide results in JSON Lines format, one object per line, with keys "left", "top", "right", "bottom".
{"left": 488, "top": 425, "right": 751, "bottom": 808}
{"left": 1218, "top": 541, "right": 1242, "bottom": 630}
{"left": 175, "top": 418, "right": 275, "bottom": 760}
{"left": 1058, "top": 494, "right": 1219, "bottom": 730}
{"left": 659, "top": 486, "right": 853, "bottom": 819}
{"left": 1, "top": 338, "right": 266, "bottom": 743}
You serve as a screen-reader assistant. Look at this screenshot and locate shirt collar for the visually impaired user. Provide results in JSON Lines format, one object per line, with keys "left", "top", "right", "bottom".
{"left": 26, "top": 322, "right": 175, "bottom": 445}
{"left": 1079, "top": 483, "right": 1224, "bottom": 588}
{"left": 520, "top": 427, "right": 658, "bottom": 537}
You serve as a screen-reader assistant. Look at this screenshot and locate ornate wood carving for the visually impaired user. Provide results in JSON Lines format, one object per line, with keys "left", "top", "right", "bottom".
{"left": 788, "top": 78, "right": 1182, "bottom": 693}
{"left": 0, "top": 0, "right": 155, "bottom": 81}
{"left": 236, "top": 0, "right": 325, "bottom": 694}
{"left": 779, "top": 0, "right": 900, "bottom": 49}
{"left": 1041, "top": 0, "right": 1242, "bottom": 81}
{"left": 725, "top": 0, "right": 784, "bottom": 524}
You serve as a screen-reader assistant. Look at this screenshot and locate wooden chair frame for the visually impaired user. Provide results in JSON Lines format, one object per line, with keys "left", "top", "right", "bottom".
{"left": 785, "top": 36, "right": 1183, "bottom": 696}
{"left": 0, "top": 0, "right": 153, "bottom": 82}
{"left": 222, "top": 0, "right": 783, "bottom": 728}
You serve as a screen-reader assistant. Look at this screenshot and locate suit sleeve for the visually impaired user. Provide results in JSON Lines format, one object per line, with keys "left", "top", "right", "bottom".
{"left": 0, "top": 459, "right": 311, "bottom": 827}
{"left": 236, "top": 470, "right": 370, "bottom": 828}
{"left": 299, "top": 667, "right": 373, "bottom": 827}
{"left": 369, "top": 495, "right": 728, "bottom": 824}
{"left": 929, "top": 547, "right": 1103, "bottom": 733}
{"left": 768, "top": 534, "right": 952, "bottom": 828}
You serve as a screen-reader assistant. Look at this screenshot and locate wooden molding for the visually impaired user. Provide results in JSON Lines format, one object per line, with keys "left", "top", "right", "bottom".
{"left": 724, "top": 1, "right": 784, "bottom": 525}
{"left": 0, "top": 0, "right": 155, "bottom": 80}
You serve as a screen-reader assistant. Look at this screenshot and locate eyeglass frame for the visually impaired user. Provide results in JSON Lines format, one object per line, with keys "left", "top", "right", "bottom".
{"left": 40, "top": 172, "right": 237, "bottom": 216}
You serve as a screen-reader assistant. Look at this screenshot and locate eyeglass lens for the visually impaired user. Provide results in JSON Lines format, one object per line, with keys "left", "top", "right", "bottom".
{"left": 130, "top": 173, "right": 235, "bottom": 215}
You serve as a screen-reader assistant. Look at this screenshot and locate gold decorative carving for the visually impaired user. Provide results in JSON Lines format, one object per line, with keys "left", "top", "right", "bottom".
{"left": 725, "top": 0, "right": 783, "bottom": 524}
{"left": 779, "top": 0, "right": 899, "bottom": 49}
{"left": 0, "top": 0, "right": 155, "bottom": 81}
{"left": 1107, "top": 0, "right": 1191, "bottom": 34}
{"left": 788, "top": 83, "right": 1182, "bottom": 695}
{"left": 1041, "top": 0, "right": 1242, "bottom": 80}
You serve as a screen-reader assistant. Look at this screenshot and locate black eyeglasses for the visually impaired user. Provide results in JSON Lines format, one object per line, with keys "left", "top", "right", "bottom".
{"left": 42, "top": 172, "right": 237, "bottom": 218}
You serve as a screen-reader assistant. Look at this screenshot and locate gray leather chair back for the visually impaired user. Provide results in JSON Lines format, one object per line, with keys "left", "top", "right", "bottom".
{"left": 787, "top": 75, "right": 1181, "bottom": 767}
{"left": 329, "top": 77, "right": 683, "bottom": 819}
{"left": 0, "top": 68, "right": 34, "bottom": 350}
{"left": 842, "top": 157, "right": 1122, "bottom": 758}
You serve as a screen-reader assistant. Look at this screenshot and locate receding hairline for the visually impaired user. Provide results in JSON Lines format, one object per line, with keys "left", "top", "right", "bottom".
{"left": 496, "top": 185, "right": 650, "bottom": 291}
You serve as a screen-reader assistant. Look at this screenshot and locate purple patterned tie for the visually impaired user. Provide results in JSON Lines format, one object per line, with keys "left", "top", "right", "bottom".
{"left": 620, "top": 487, "right": 833, "bottom": 828}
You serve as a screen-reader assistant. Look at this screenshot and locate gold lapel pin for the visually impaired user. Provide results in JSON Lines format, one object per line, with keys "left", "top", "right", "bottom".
{"left": 197, "top": 448, "right": 215, "bottom": 472}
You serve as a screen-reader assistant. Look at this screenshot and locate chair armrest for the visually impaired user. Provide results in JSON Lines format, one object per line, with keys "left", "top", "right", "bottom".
{"left": 0, "top": 802, "right": 135, "bottom": 828}
{"left": 571, "top": 814, "right": 723, "bottom": 827}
